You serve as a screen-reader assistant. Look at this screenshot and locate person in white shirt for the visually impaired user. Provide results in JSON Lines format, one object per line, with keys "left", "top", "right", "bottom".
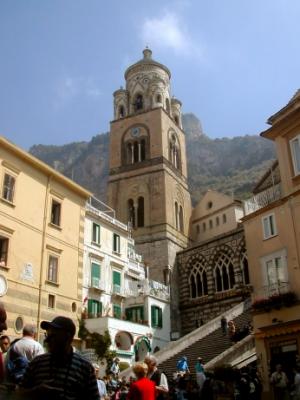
{"left": 9, "top": 324, "right": 44, "bottom": 362}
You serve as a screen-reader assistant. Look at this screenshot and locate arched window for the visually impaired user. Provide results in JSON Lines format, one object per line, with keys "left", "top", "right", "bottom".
{"left": 141, "top": 139, "right": 146, "bottom": 161}
{"left": 175, "top": 202, "right": 178, "bottom": 229}
{"left": 190, "top": 275, "right": 197, "bottom": 298}
{"left": 156, "top": 94, "right": 162, "bottom": 103}
{"left": 128, "top": 199, "right": 135, "bottom": 228}
{"left": 189, "top": 258, "right": 208, "bottom": 298}
{"left": 166, "top": 98, "right": 170, "bottom": 113}
{"left": 214, "top": 251, "right": 235, "bottom": 292}
{"left": 127, "top": 143, "right": 133, "bottom": 164}
{"left": 137, "top": 197, "right": 144, "bottom": 227}
{"left": 135, "top": 94, "right": 143, "bottom": 111}
{"left": 133, "top": 142, "right": 139, "bottom": 163}
{"left": 179, "top": 206, "right": 184, "bottom": 233}
{"left": 241, "top": 251, "right": 250, "bottom": 285}
{"left": 119, "top": 105, "right": 125, "bottom": 118}
{"left": 174, "top": 115, "right": 179, "bottom": 126}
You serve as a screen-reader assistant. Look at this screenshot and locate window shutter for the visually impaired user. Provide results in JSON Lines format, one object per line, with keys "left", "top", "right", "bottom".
{"left": 88, "top": 299, "right": 93, "bottom": 314}
{"left": 113, "top": 271, "right": 121, "bottom": 286}
{"left": 91, "top": 262, "right": 101, "bottom": 279}
{"left": 140, "top": 306, "right": 144, "bottom": 321}
{"left": 158, "top": 308, "right": 163, "bottom": 328}
{"left": 113, "top": 304, "right": 121, "bottom": 319}
{"left": 151, "top": 305, "right": 156, "bottom": 327}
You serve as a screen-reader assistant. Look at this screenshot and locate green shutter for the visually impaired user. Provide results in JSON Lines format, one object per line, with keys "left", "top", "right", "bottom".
{"left": 91, "top": 262, "right": 101, "bottom": 279}
{"left": 158, "top": 308, "right": 163, "bottom": 328}
{"left": 88, "top": 299, "right": 93, "bottom": 314}
{"left": 113, "top": 304, "right": 121, "bottom": 319}
{"left": 113, "top": 271, "right": 121, "bottom": 285}
{"left": 151, "top": 305, "right": 156, "bottom": 327}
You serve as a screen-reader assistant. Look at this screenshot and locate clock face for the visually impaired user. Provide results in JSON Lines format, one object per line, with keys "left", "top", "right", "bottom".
{"left": 0, "top": 275, "right": 7, "bottom": 296}
{"left": 131, "top": 127, "right": 140, "bottom": 138}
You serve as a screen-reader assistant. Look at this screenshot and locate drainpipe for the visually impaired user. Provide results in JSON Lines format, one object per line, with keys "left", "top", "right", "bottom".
{"left": 288, "top": 197, "right": 300, "bottom": 271}
{"left": 36, "top": 175, "right": 51, "bottom": 340}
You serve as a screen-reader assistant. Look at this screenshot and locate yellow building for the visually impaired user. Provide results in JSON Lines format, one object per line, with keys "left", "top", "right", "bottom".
{"left": 0, "top": 136, "right": 91, "bottom": 342}
{"left": 243, "top": 91, "right": 300, "bottom": 398}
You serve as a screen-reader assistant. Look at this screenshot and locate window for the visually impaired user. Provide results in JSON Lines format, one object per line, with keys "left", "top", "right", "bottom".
{"left": 261, "top": 250, "right": 288, "bottom": 294}
{"left": 47, "top": 255, "right": 58, "bottom": 283}
{"left": 196, "top": 225, "right": 200, "bottom": 234}
{"left": 214, "top": 252, "right": 235, "bottom": 292}
{"left": 91, "top": 262, "right": 101, "bottom": 287}
{"left": 151, "top": 305, "right": 163, "bottom": 328}
{"left": 189, "top": 257, "right": 208, "bottom": 298}
{"left": 137, "top": 197, "right": 144, "bottom": 227}
{"left": 48, "top": 294, "right": 55, "bottom": 309}
{"left": 216, "top": 216, "right": 220, "bottom": 226}
{"left": 88, "top": 299, "right": 102, "bottom": 318}
{"left": 209, "top": 220, "right": 213, "bottom": 229}
{"left": 156, "top": 94, "right": 162, "bottom": 103}
{"left": 113, "top": 233, "right": 120, "bottom": 253}
{"left": 290, "top": 135, "right": 300, "bottom": 176}
{"left": 179, "top": 206, "right": 184, "bottom": 233}
{"left": 262, "top": 214, "right": 277, "bottom": 239}
{"left": 128, "top": 199, "right": 135, "bottom": 228}
{"left": 51, "top": 200, "right": 61, "bottom": 226}
{"left": 92, "top": 223, "right": 100, "bottom": 245}
{"left": 2, "top": 173, "right": 15, "bottom": 203}
{"left": 125, "top": 306, "right": 144, "bottom": 323}
{"left": 134, "top": 94, "right": 143, "bottom": 111}
{"left": 0, "top": 237, "right": 9, "bottom": 266}
{"left": 202, "top": 222, "right": 206, "bottom": 232}
{"left": 119, "top": 105, "right": 125, "bottom": 118}
{"left": 113, "top": 304, "right": 122, "bottom": 319}
{"left": 112, "top": 270, "right": 121, "bottom": 293}
{"left": 223, "top": 214, "right": 227, "bottom": 224}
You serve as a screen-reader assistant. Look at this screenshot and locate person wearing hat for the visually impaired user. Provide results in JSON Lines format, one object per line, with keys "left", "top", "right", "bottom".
{"left": 18, "top": 316, "right": 100, "bottom": 400}
{"left": 195, "top": 357, "right": 206, "bottom": 392}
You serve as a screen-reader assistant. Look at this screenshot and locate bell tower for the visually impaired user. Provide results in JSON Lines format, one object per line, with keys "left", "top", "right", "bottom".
{"left": 107, "top": 48, "right": 191, "bottom": 283}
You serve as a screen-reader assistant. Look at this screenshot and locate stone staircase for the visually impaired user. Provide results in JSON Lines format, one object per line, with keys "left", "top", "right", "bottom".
{"left": 157, "top": 302, "right": 252, "bottom": 379}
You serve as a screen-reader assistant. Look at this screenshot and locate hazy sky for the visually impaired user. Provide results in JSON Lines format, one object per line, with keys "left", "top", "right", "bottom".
{"left": 1, "top": 0, "right": 300, "bottom": 149}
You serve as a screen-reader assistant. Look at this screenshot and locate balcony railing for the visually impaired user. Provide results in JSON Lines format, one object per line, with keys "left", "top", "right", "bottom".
{"left": 90, "top": 277, "right": 106, "bottom": 291}
{"left": 244, "top": 184, "right": 281, "bottom": 215}
{"left": 112, "top": 284, "right": 125, "bottom": 296}
{"left": 253, "top": 281, "right": 290, "bottom": 298}
{"left": 86, "top": 198, "right": 128, "bottom": 231}
{"left": 126, "top": 279, "right": 170, "bottom": 301}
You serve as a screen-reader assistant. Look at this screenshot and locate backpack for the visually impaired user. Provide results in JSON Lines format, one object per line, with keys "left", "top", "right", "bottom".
{"left": 6, "top": 341, "right": 29, "bottom": 384}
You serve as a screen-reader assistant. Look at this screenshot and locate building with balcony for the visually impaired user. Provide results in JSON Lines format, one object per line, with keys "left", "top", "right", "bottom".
{"left": 242, "top": 90, "right": 300, "bottom": 399}
{"left": 83, "top": 197, "right": 170, "bottom": 368}
{"left": 0, "top": 136, "right": 91, "bottom": 342}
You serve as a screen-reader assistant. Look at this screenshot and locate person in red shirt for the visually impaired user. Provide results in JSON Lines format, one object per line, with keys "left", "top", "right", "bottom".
{"left": 127, "top": 362, "right": 155, "bottom": 400}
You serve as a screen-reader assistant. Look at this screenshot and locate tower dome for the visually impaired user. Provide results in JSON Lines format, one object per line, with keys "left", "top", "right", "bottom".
{"left": 113, "top": 48, "right": 173, "bottom": 117}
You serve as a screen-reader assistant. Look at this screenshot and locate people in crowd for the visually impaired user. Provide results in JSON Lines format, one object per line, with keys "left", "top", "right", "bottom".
{"left": 111, "top": 357, "right": 120, "bottom": 379}
{"left": 0, "top": 335, "right": 10, "bottom": 357}
{"left": 176, "top": 356, "right": 190, "bottom": 375}
{"left": 94, "top": 364, "right": 107, "bottom": 400}
{"left": 195, "top": 357, "right": 206, "bottom": 392}
{"left": 221, "top": 316, "right": 227, "bottom": 336}
{"left": 127, "top": 362, "right": 155, "bottom": 400}
{"left": 292, "top": 366, "right": 300, "bottom": 400}
{"left": 18, "top": 315, "right": 100, "bottom": 400}
{"left": 270, "top": 364, "right": 289, "bottom": 400}
{"left": 144, "top": 355, "right": 169, "bottom": 399}
{"left": 228, "top": 320, "right": 236, "bottom": 341}
{"left": 5, "top": 324, "right": 44, "bottom": 384}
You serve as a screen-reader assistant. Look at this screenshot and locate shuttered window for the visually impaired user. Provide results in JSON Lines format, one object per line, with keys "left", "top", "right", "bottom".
{"left": 151, "top": 305, "right": 163, "bottom": 328}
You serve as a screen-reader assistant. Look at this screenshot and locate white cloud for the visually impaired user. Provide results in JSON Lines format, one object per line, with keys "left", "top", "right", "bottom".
{"left": 53, "top": 76, "right": 101, "bottom": 108}
{"left": 141, "top": 12, "right": 202, "bottom": 59}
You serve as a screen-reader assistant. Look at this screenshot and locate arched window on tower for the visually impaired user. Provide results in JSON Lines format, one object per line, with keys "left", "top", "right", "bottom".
{"left": 135, "top": 94, "right": 143, "bottom": 111}
{"left": 119, "top": 105, "right": 125, "bottom": 118}
{"left": 179, "top": 206, "right": 184, "bottom": 233}
{"left": 133, "top": 142, "right": 139, "bottom": 163}
{"left": 137, "top": 197, "right": 144, "bottom": 227}
{"left": 128, "top": 199, "right": 135, "bottom": 228}
{"left": 169, "top": 133, "right": 181, "bottom": 171}
{"left": 156, "top": 94, "right": 162, "bottom": 103}
{"left": 175, "top": 202, "right": 178, "bottom": 230}
{"left": 140, "top": 139, "right": 146, "bottom": 161}
{"left": 174, "top": 115, "right": 179, "bottom": 126}
{"left": 166, "top": 98, "right": 170, "bottom": 113}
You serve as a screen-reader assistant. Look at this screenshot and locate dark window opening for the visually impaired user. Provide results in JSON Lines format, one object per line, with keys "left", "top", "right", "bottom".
{"left": 0, "top": 237, "right": 9, "bottom": 266}
{"left": 119, "top": 105, "right": 125, "bottom": 118}
{"left": 191, "top": 275, "right": 196, "bottom": 298}
{"left": 128, "top": 199, "right": 135, "bottom": 228}
{"left": 222, "top": 266, "right": 229, "bottom": 290}
{"left": 137, "top": 197, "right": 144, "bottom": 227}
{"left": 51, "top": 200, "right": 61, "bottom": 226}
{"left": 135, "top": 94, "right": 143, "bottom": 111}
{"left": 216, "top": 268, "right": 222, "bottom": 292}
{"left": 229, "top": 264, "right": 235, "bottom": 288}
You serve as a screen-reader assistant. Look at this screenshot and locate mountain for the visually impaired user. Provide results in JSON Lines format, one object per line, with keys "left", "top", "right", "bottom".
{"left": 29, "top": 114, "right": 276, "bottom": 205}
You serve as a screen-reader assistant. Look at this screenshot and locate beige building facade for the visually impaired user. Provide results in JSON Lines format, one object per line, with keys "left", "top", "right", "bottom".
{"left": 0, "top": 136, "right": 91, "bottom": 342}
{"left": 243, "top": 91, "right": 300, "bottom": 399}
